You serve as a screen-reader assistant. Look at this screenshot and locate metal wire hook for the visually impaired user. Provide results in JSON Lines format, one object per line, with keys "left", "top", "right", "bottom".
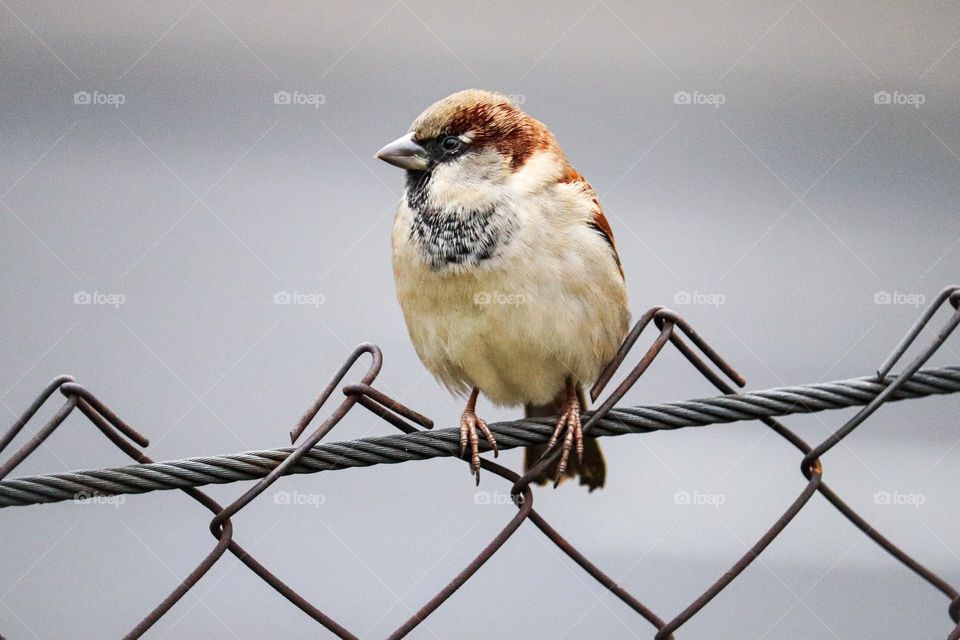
{"left": 653, "top": 309, "right": 747, "bottom": 389}
{"left": 0, "top": 374, "right": 74, "bottom": 454}
{"left": 289, "top": 342, "right": 383, "bottom": 443}
{"left": 877, "top": 285, "right": 960, "bottom": 380}
{"left": 0, "top": 377, "right": 148, "bottom": 480}
{"left": 342, "top": 382, "right": 434, "bottom": 433}
{"left": 59, "top": 382, "right": 149, "bottom": 447}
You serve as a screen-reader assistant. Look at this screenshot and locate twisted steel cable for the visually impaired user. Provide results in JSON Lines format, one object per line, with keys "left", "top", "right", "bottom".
{"left": 2, "top": 364, "right": 958, "bottom": 509}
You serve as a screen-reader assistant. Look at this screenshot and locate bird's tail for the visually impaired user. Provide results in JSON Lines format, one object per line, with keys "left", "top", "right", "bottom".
{"left": 523, "top": 386, "right": 605, "bottom": 491}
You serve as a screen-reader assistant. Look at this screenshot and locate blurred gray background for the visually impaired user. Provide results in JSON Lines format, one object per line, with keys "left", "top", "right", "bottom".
{"left": 1, "top": 1, "right": 959, "bottom": 638}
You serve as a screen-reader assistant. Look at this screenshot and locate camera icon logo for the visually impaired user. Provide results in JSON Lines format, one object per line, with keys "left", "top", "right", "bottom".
{"left": 673, "top": 91, "right": 691, "bottom": 105}
{"left": 274, "top": 290, "right": 292, "bottom": 305}
{"left": 873, "top": 91, "right": 892, "bottom": 105}
{"left": 473, "top": 291, "right": 492, "bottom": 305}
{"left": 673, "top": 490, "right": 692, "bottom": 505}
{"left": 74, "top": 91, "right": 91, "bottom": 105}
{"left": 673, "top": 291, "right": 691, "bottom": 305}
{"left": 274, "top": 490, "right": 292, "bottom": 505}
{"left": 274, "top": 91, "right": 292, "bottom": 105}
{"left": 474, "top": 491, "right": 492, "bottom": 505}
{"left": 74, "top": 291, "right": 91, "bottom": 305}
{"left": 873, "top": 291, "right": 891, "bottom": 305}
{"left": 874, "top": 491, "right": 892, "bottom": 505}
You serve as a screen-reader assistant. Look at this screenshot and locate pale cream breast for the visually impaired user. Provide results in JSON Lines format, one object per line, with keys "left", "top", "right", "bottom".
{"left": 392, "top": 150, "right": 630, "bottom": 406}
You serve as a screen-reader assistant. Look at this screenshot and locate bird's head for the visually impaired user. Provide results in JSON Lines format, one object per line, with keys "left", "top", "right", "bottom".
{"left": 376, "top": 90, "right": 557, "bottom": 209}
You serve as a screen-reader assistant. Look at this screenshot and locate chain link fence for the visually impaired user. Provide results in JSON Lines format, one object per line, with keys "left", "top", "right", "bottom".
{"left": 2, "top": 286, "right": 959, "bottom": 639}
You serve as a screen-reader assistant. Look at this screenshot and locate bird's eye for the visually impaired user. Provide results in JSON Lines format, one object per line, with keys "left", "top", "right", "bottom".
{"left": 441, "top": 136, "right": 463, "bottom": 154}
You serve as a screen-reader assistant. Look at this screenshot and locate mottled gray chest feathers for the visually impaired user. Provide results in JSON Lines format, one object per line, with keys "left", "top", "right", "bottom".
{"left": 406, "top": 184, "right": 515, "bottom": 269}
{"left": 409, "top": 207, "right": 515, "bottom": 269}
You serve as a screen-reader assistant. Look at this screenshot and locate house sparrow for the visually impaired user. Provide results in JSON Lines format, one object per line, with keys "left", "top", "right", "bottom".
{"left": 376, "top": 89, "right": 630, "bottom": 490}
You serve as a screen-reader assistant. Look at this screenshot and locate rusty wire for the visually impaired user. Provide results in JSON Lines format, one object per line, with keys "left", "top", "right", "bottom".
{"left": 1, "top": 285, "right": 959, "bottom": 638}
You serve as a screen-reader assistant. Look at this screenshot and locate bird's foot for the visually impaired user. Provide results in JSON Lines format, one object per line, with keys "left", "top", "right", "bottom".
{"left": 460, "top": 409, "right": 498, "bottom": 484}
{"left": 544, "top": 397, "right": 583, "bottom": 485}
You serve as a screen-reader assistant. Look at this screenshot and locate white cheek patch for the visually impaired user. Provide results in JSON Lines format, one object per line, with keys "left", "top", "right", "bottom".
{"left": 427, "top": 148, "right": 509, "bottom": 212}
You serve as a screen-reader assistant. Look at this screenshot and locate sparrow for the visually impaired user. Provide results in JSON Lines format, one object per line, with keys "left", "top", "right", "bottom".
{"left": 376, "top": 89, "right": 630, "bottom": 490}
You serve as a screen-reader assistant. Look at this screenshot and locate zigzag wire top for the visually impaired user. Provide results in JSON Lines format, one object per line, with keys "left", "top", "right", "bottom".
{"left": 2, "top": 289, "right": 958, "bottom": 640}
{"left": 1, "top": 365, "right": 958, "bottom": 508}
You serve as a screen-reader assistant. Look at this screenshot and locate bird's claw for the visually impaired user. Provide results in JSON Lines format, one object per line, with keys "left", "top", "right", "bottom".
{"left": 543, "top": 399, "right": 583, "bottom": 485}
{"left": 460, "top": 410, "right": 498, "bottom": 484}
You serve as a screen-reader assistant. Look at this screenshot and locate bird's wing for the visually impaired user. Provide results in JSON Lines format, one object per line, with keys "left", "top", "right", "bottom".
{"left": 560, "top": 165, "right": 624, "bottom": 279}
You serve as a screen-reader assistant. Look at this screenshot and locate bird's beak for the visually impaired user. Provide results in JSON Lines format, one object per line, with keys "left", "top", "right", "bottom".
{"left": 375, "top": 132, "right": 430, "bottom": 171}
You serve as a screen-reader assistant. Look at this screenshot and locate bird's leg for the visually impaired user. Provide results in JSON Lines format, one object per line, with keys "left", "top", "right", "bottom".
{"left": 545, "top": 378, "right": 583, "bottom": 482}
{"left": 460, "top": 387, "right": 498, "bottom": 484}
